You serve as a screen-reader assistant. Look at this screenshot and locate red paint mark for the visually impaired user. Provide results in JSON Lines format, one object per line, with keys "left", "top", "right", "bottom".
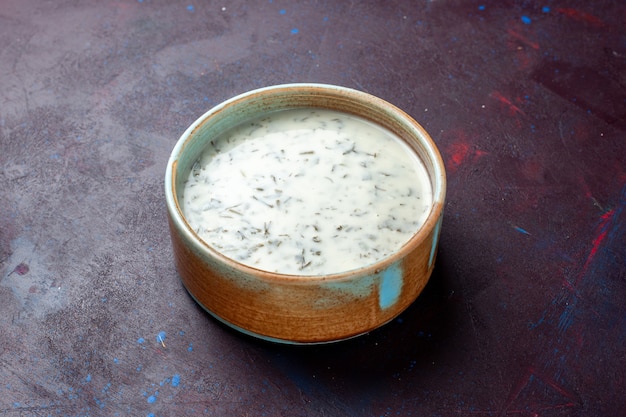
{"left": 560, "top": 275, "right": 577, "bottom": 294}
{"left": 152, "top": 347, "right": 168, "bottom": 358}
{"left": 555, "top": 8, "right": 605, "bottom": 28}
{"left": 449, "top": 142, "right": 470, "bottom": 169}
{"left": 578, "top": 176, "right": 604, "bottom": 211}
{"left": 519, "top": 158, "right": 548, "bottom": 183}
{"left": 490, "top": 91, "right": 525, "bottom": 116}
{"left": 500, "top": 367, "right": 533, "bottom": 415}
{"left": 13, "top": 262, "right": 29, "bottom": 275}
{"left": 575, "top": 208, "right": 614, "bottom": 284}
{"left": 443, "top": 131, "right": 488, "bottom": 173}
{"left": 534, "top": 369, "right": 579, "bottom": 405}
{"left": 505, "top": 27, "right": 540, "bottom": 70}
{"left": 561, "top": 207, "right": 616, "bottom": 292}
{"left": 507, "top": 29, "right": 540, "bottom": 50}
{"left": 500, "top": 367, "right": 580, "bottom": 416}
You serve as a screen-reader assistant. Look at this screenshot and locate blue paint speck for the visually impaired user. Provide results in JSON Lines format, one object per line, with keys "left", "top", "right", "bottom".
{"left": 521, "top": 15, "right": 532, "bottom": 24}
{"left": 148, "top": 414, "right": 155, "bottom": 417}
{"left": 514, "top": 226, "right": 531, "bottom": 236}
{"left": 558, "top": 305, "right": 575, "bottom": 332}
{"left": 542, "top": 6, "right": 550, "bottom": 13}
{"left": 478, "top": 5, "right": 485, "bottom": 11}
{"left": 172, "top": 374, "right": 181, "bottom": 387}
{"left": 187, "top": 5, "right": 194, "bottom": 12}
{"left": 86, "top": 374, "right": 92, "bottom": 382}
{"left": 95, "top": 397, "right": 105, "bottom": 409}
{"left": 279, "top": 9, "right": 286, "bottom": 15}
{"left": 147, "top": 393, "right": 157, "bottom": 404}
{"left": 290, "top": 28, "right": 299, "bottom": 34}
{"left": 113, "top": 358, "right": 119, "bottom": 364}
{"left": 528, "top": 312, "right": 546, "bottom": 330}
{"left": 137, "top": 337, "right": 144, "bottom": 344}
{"left": 188, "top": 343, "right": 193, "bottom": 352}
{"left": 156, "top": 331, "right": 166, "bottom": 344}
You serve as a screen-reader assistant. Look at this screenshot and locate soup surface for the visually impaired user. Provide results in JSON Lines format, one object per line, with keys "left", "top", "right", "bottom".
{"left": 181, "top": 108, "right": 432, "bottom": 275}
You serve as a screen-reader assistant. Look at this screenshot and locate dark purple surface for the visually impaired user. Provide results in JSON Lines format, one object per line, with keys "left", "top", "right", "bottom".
{"left": 1, "top": 1, "right": 624, "bottom": 416}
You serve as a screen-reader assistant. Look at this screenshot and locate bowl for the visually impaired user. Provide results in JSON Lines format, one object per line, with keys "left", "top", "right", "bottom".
{"left": 165, "top": 83, "right": 446, "bottom": 344}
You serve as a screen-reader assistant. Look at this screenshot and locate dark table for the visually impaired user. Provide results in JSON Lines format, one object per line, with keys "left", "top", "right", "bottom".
{"left": 1, "top": 1, "right": 624, "bottom": 416}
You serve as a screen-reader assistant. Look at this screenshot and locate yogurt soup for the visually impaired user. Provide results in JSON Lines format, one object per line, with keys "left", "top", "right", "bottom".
{"left": 181, "top": 108, "right": 433, "bottom": 275}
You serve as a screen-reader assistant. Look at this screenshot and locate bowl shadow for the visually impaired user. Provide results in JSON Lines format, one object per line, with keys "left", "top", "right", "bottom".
{"left": 195, "top": 250, "right": 460, "bottom": 408}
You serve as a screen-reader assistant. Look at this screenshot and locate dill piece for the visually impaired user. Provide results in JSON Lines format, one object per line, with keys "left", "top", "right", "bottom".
{"left": 252, "top": 195, "right": 274, "bottom": 208}
{"left": 342, "top": 143, "right": 356, "bottom": 155}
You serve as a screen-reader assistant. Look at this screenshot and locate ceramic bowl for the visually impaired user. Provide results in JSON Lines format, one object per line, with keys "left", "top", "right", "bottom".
{"left": 165, "top": 83, "right": 446, "bottom": 344}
